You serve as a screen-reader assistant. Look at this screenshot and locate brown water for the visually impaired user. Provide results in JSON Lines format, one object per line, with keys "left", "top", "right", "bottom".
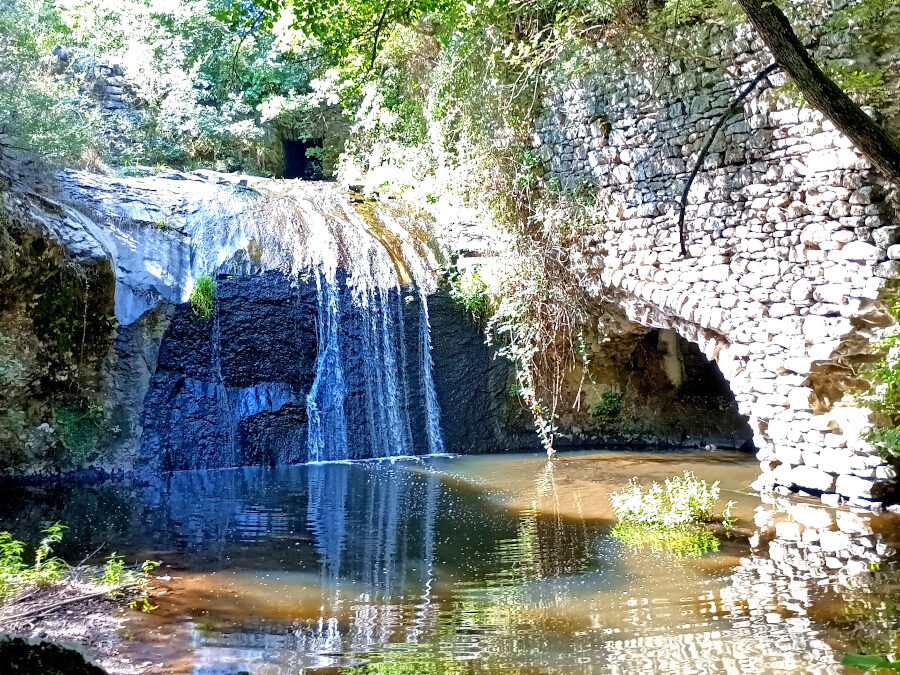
{"left": 2, "top": 450, "right": 899, "bottom": 674}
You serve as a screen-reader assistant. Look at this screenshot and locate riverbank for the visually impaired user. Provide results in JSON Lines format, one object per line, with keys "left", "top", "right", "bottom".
{"left": 0, "top": 570, "right": 152, "bottom": 674}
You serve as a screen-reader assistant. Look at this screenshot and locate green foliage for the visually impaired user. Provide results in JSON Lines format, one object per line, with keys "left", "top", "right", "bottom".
{"left": 609, "top": 521, "right": 720, "bottom": 557}
{"left": 590, "top": 390, "right": 623, "bottom": 426}
{"left": 824, "top": 61, "right": 888, "bottom": 108}
{"left": 190, "top": 275, "right": 216, "bottom": 320}
{"left": 53, "top": 403, "right": 109, "bottom": 465}
{"left": 861, "top": 298, "right": 900, "bottom": 463}
{"left": 843, "top": 654, "right": 900, "bottom": 672}
{"left": 646, "top": 0, "right": 741, "bottom": 30}
{"left": 0, "top": 522, "right": 160, "bottom": 608}
{"left": 94, "top": 554, "right": 159, "bottom": 593}
{"left": 447, "top": 263, "right": 490, "bottom": 321}
{"left": 0, "top": 0, "right": 99, "bottom": 162}
{"left": 0, "top": 523, "right": 69, "bottom": 601}
{"left": 0, "top": 0, "right": 334, "bottom": 172}
{"left": 97, "top": 553, "right": 127, "bottom": 586}
{"left": 821, "top": 0, "right": 900, "bottom": 121}
{"left": 128, "top": 596, "right": 159, "bottom": 613}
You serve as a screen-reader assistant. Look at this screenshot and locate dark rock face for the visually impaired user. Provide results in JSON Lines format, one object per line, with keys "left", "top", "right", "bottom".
{"left": 141, "top": 272, "right": 318, "bottom": 471}
{"left": 427, "top": 293, "right": 537, "bottom": 453}
{"left": 140, "top": 273, "right": 539, "bottom": 471}
{"left": 0, "top": 637, "right": 107, "bottom": 675}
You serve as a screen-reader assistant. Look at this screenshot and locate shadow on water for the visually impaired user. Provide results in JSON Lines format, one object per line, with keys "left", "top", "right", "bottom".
{"left": 1, "top": 454, "right": 900, "bottom": 673}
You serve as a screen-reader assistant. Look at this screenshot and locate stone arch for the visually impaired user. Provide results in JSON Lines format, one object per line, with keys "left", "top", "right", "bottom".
{"left": 564, "top": 296, "right": 753, "bottom": 450}
{"left": 590, "top": 267, "right": 893, "bottom": 507}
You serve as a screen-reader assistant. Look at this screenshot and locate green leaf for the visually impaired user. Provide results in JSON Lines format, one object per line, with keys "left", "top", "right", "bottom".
{"left": 842, "top": 654, "right": 898, "bottom": 671}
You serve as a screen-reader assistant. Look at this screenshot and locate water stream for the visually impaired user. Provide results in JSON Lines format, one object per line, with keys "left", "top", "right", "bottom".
{"left": 2, "top": 451, "right": 899, "bottom": 674}
{"left": 184, "top": 181, "right": 445, "bottom": 461}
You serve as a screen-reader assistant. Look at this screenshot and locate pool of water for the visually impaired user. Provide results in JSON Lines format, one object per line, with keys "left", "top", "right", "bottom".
{"left": 2, "top": 451, "right": 899, "bottom": 674}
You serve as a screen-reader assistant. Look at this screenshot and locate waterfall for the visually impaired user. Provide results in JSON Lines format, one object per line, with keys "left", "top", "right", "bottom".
{"left": 183, "top": 180, "right": 444, "bottom": 464}
{"left": 305, "top": 271, "right": 350, "bottom": 463}
{"left": 419, "top": 297, "right": 444, "bottom": 455}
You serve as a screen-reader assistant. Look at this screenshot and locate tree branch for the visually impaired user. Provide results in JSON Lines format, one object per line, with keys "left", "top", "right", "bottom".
{"left": 736, "top": 0, "right": 900, "bottom": 186}
{"left": 0, "top": 584, "right": 137, "bottom": 623}
{"left": 678, "top": 63, "right": 779, "bottom": 256}
{"left": 369, "top": 0, "right": 394, "bottom": 71}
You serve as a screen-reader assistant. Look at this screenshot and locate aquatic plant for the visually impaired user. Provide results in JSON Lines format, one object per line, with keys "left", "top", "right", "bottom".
{"left": 608, "top": 472, "right": 732, "bottom": 557}
{"left": 609, "top": 521, "right": 720, "bottom": 557}
{"left": 609, "top": 471, "right": 721, "bottom": 528}
{"left": 190, "top": 275, "right": 216, "bottom": 320}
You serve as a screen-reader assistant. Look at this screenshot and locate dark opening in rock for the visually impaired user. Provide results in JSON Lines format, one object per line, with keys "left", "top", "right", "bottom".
{"left": 283, "top": 139, "right": 324, "bottom": 180}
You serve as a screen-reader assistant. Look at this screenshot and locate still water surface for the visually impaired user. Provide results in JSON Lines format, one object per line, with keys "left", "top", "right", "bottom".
{"left": 2, "top": 451, "right": 899, "bottom": 674}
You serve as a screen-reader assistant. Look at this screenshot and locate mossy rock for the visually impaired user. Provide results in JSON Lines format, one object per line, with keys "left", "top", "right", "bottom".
{"left": 0, "top": 176, "right": 117, "bottom": 472}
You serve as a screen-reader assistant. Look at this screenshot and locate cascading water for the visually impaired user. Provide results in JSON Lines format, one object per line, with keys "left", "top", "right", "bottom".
{"left": 419, "top": 297, "right": 444, "bottom": 455}
{"left": 182, "top": 179, "right": 445, "bottom": 464}
{"left": 305, "top": 270, "right": 350, "bottom": 463}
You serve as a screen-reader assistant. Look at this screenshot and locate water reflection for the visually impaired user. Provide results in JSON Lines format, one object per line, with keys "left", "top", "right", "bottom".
{"left": 0, "top": 456, "right": 899, "bottom": 674}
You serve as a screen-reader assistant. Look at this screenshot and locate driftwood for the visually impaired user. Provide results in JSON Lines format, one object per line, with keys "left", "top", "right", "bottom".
{"left": 678, "top": 62, "right": 779, "bottom": 257}
{"left": 0, "top": 584, "right": 136, "bottom": 624}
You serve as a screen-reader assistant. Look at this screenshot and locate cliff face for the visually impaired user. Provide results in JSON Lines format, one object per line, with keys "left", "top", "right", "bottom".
{"left": 0, "top": 162, "right": 116, "bottom": 473}
{"left": 0, "top": 162, "right": 540, "bottom": 474}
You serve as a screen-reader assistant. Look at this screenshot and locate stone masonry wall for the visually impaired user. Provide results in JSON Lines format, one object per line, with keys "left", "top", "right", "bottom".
{"left": 532, "top": 5, "right": 900, "bottom": 508}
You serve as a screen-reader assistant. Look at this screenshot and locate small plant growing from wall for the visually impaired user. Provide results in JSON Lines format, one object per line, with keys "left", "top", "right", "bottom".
{"left": 608, "top": 471, "right": 734, "bottom": 557}
{"left": 446, "top": 261, "right": 490, "bottom": 323}
{"left": 590, "top": 391, "right": 623, "bottom": 427}
{"left": 190, "top": 275, "right": 216, "bottom": 320}
{"left": 53, "top": 403, "right": 118, "bottom": 466}
{"left": 860, "top": 297, "right": 900, "bottom": 465}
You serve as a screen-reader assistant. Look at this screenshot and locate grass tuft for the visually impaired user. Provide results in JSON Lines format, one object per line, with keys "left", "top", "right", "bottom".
{"left": 189, "top": 275, "right": 216, "bottom": 320}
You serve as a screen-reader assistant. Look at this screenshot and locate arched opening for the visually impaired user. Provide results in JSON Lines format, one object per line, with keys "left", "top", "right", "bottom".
{"left": 283, "top": 138, "right": 324, "bottom": 180}
{"left": 561, "top": 326, "right": 754, "bottom": 451}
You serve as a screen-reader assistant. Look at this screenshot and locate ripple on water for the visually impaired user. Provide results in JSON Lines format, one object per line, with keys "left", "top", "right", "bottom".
{"left": 0, "top": 452, "right": 898, "bottom": 674}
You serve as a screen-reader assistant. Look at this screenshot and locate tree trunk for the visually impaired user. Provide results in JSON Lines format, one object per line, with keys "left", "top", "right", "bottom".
{"left": 735, "top": 0, "right": 900, "bottom": 186}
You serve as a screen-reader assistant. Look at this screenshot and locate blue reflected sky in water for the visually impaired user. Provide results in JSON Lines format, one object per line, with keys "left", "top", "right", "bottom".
{"left": 0, "top": 455, "right": 893, "bottom": 674}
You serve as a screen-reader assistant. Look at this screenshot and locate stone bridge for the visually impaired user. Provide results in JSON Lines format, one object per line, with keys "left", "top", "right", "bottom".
{"left": 529, "top": 7, "right": 900, "bottom": 508}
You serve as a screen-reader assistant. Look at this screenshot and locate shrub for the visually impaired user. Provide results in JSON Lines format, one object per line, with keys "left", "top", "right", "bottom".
{"left": 0, "top": 523, "right": 160, "bottom": 612}
{"left": 189, "top": 275, "right": 216, "bottom": 320}
{"left": 590, "top": 391, "right": 623, "bottom": 426}
{"left": 0, "top": 523, "right": 68, "bottom": 601}
{"left": 94, "top": 554, "right": 159, "bottom": 594}
{"left": 609, "top": 471, "right": 720, "bottom": 528}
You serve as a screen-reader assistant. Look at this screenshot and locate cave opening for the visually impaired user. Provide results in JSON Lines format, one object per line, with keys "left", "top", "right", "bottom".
{"left": 283, "top": 138, "right": 325, "bottom": 180}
